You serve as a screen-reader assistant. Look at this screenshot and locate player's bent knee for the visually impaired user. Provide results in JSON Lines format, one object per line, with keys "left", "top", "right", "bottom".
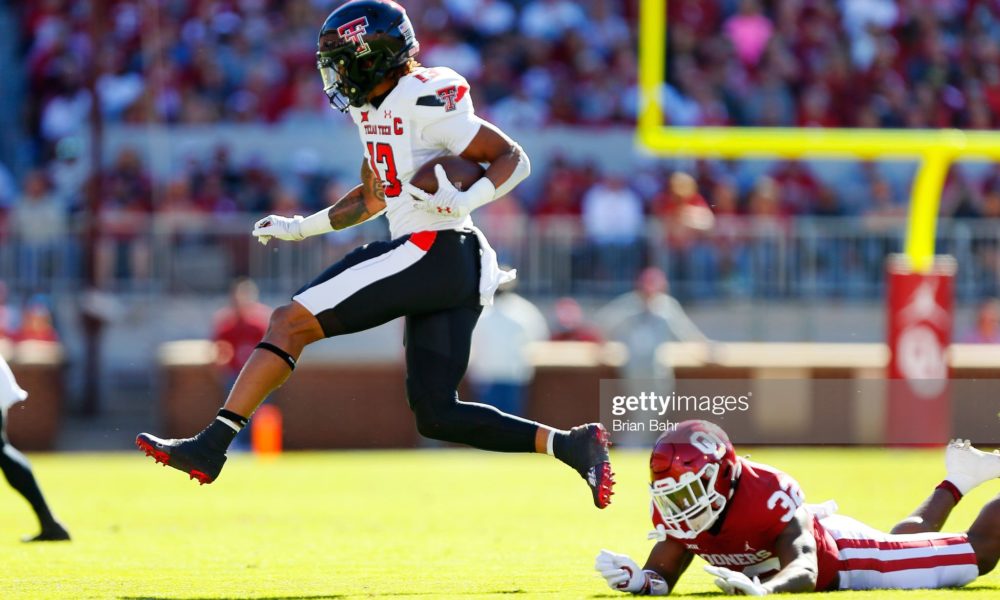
{"left": 265, "top": 303, "right": 323, "bottom": 349}
{"left": 416, "top": 417, "right": 469, "bottom": 443}
{"left": 979, "top": 555, "right": 999, "bottom": 576}
{"left": 969, "top": 533, "right": 1000, "bottom": 575}
{"left": 412, "top": 405, "right": 460, "bottom": 441}
{"left": 408, "top": 389, "right": 464, "bottom": 442}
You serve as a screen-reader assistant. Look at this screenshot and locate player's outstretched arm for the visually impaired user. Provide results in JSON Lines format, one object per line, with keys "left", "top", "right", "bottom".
{"left": 757, "top": 508, "right": 819, "bottom": 594}
{"left": 328, "top": 159, "right": 388, "bottom": 230}
{"left": 594, "top": 539, "right": 690, "bottom": 595}
{"left": 705, "top": 509, "right": 817, "bottom": 596}
{"left": 252, "top": 160, "right": 387, "bottom": 244}
{"left": 643, "top": 538, "right": 694, "bottom": 594}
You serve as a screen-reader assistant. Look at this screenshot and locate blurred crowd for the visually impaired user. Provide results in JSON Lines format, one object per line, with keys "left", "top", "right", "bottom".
{"left": 21, "top": 0, "right": 639, "bottom": 163}
{"left": 667, "top": 0, "right": 1000, "bottom": 129}
{"left": 11, "top": 0, "right": 1000, "bottom": 217}
{"left": 21, "top": 0, "right": 1000, "bottom": 159}
{"left": 5, "top": 0, "right": 1000, "bottom": 299}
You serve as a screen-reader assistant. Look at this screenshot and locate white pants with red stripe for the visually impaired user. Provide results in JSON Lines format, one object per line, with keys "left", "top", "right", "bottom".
{"left": 821, "top": 514, "right": 979, "bottom": 590}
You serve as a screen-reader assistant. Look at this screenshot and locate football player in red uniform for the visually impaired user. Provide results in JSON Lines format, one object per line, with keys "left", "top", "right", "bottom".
{"left": 596, "top": 420, "right": 1000, "bottom": 595}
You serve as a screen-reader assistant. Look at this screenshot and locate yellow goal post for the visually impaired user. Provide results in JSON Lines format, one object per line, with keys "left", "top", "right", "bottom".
{"left": 637, "top": 0, "right": 1000, "bottom": 273}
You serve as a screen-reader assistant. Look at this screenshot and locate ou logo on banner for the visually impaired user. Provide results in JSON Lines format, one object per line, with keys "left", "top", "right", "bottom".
{"left": 897, "top": 324, "right": 947, "bottom": 398}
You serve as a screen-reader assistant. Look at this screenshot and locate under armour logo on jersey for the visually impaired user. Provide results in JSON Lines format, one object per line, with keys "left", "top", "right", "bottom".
{"left": 337, "top": 17, "right": 371, "bottom": 56}
{"left": 384, "top": 109, "right": 393, "bottom": 119}
{"left": 435, "top": 206, "right": 453, "bottom": 215}
{"left": 360, "top": 111, "right": 369, "bottom": 122}
{"left": 435, "top": 85, "right": 468, "bottom": 112}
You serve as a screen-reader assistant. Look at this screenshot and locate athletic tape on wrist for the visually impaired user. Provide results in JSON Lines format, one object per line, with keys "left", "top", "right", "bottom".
{"left": 642, "top": 570, "right": 669, "bottom": 596}
{"left": 937, "top": 479, "right": 963, "bottom": 503}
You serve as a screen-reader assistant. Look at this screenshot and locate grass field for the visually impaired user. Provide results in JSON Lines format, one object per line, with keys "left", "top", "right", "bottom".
{"left": 2, "top": 447, "right": 1000, "bottom": 599}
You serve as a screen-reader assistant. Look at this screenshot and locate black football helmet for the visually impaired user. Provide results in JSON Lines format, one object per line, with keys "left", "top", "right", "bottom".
{"left": 317, "top": 0, "right": 420, "bottom": 111}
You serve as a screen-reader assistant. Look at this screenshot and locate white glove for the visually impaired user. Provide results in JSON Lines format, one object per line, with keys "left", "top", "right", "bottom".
{"left": 252, "top": 210, "right": 333, "bottom": 245}
{"left": 703, "top": 566, "right": 768, "bottom": 596}
{"left": 595, "top": 549, "right": 646, "bottom": 593}
{"left": 404, "top": 164, "right": 494, "bottom": 219}
{"left": 252, "top": 214, "right": 304, "bottom": 245}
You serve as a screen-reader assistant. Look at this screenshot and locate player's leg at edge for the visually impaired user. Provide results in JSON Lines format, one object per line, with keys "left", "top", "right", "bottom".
{"left": 136, "top": 300, "right": 614, "bottom": 507}
{"left": 890, "top": 439, "right": 1000, "bottom": 574}
{"left": 0, "top": 407, "right": 70, "bottom": 542}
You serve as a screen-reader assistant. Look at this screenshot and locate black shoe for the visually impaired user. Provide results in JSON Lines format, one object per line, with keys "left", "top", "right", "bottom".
{"left": 136, "top": 432, "right": 227, "bottom": 485}
{"left": 23, "top": 522, "right": 70, "bottom": 543}
{"left": 564, "top": 423, "right": 615, "bottom": 509}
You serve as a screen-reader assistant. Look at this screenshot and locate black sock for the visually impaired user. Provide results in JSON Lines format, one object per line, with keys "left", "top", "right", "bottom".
{"left": 199, "top": 409, "right": 249, "bottom": 452}
{"left": 552, "top": 430, "right": 573, "bottom": 465}
{"left": 0, "top": 443, "right": 57, "bottom": 529}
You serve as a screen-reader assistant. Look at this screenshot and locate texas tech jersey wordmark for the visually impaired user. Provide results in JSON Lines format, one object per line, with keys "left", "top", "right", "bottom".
{"left": 348, "top": 66, "right": 479, "bottom": 239}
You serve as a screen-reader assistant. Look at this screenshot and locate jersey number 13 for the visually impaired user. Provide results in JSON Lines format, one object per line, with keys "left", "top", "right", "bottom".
{"left": 366, "top": 142, "right": 402, "bottom": 198}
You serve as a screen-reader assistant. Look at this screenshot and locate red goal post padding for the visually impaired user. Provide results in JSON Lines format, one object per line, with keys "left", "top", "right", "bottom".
{"left": 886, "top": 255, "right": 956, "bottom": 445}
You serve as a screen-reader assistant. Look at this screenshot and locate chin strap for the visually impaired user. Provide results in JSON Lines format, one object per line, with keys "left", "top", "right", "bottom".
{"left": 647, "top": 524, "right": 669, "bottom": 542}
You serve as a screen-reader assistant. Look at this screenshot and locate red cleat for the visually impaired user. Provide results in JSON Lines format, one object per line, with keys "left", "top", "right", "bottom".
{"left": 565, "top": 423, "right": 615, "bottom": 509}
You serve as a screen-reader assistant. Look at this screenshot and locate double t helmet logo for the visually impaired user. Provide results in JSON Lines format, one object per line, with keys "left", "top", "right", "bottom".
{"left": 337, "top": 16, "right": 371, "bottom": 56}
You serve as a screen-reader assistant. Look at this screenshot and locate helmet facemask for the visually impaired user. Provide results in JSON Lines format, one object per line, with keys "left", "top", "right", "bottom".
{"left": 651, "top": 462, "right": 726, "bottom": 539}
{"left": 317, "top": 47, "right": 388, "bottom": 111}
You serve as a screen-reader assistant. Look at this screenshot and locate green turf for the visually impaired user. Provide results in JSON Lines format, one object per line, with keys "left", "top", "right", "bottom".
{"left": 2, "top": 448, "right": 1000, "bottom": 599}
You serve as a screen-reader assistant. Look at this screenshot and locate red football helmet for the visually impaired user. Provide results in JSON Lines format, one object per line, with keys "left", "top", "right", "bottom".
{"left": 649, "top": 420, "right": 741, "bottom": 539}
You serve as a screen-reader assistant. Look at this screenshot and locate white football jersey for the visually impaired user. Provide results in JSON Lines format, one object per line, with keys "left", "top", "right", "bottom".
{"left": 348, "top": 66, "right": 482, "bottom": 239}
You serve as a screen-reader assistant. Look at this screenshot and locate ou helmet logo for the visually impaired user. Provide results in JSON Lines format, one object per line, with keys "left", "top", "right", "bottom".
{"left": 337, "top": 16, "right": 372, "bottom": 56}
{"left": 691, "top": 431, "right": 725, "bottom": 459}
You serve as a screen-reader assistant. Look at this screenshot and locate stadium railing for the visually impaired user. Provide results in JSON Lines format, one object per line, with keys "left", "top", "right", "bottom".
{"left": 1, "top": 215, "right": 999, "bottom": 301}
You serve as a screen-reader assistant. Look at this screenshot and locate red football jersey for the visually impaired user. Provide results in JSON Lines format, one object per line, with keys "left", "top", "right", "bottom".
{"left": 652, "top": 458, "right": 841, "bottom": 591}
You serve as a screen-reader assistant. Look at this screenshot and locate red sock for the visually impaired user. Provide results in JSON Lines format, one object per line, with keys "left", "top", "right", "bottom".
{"left": 937, "top": 480, "right": 963, "bottom": 503}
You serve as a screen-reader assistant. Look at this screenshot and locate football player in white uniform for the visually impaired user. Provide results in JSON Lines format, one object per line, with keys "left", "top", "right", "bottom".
{"left": 0, "top": 356, "right": 70, "bottom": 542}
{"left": 137, "top": 0, "right": 614, "bottom": 510}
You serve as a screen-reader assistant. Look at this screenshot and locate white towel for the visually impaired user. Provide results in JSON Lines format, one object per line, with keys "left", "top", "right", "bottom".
{"left": 471, "top": 226, "right": 516, "bottom": 306}
{"left": 0, "top": 356, "right": 28, "bottom": 410}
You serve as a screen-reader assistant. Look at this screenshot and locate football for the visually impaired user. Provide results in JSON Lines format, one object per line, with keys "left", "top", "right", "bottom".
{"left": 409, "top": 155, "right": 486, "bottom": 195}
